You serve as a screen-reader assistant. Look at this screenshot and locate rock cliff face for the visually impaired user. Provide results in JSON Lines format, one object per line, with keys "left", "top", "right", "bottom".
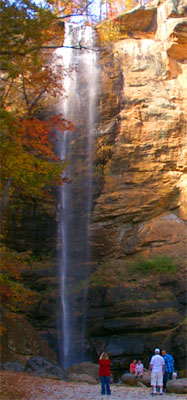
{"left": 86, "top": 0, "right": 187, "bottom": 374}
{"left": 2, "top": 0, "right": 186, "bottom": 375}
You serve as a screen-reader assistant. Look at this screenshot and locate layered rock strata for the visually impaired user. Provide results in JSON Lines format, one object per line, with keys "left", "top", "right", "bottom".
{"left": 87, "top": 0, "right": 187, "bottom": 373}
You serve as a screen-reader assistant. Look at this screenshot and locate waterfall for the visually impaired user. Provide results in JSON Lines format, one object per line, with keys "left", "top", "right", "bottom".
{"left": 56, "top": 23, "right": 99, "bottom": 368}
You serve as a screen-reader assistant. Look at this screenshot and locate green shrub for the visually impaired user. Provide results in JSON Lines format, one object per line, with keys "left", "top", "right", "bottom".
{"left": 131, "top": 255, "right": 178, "bottom": 274}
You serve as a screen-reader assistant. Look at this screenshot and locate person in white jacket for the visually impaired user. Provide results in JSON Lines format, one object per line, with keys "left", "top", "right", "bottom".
{"left": 149, "top": 348, "right": 165, "bottom": 396}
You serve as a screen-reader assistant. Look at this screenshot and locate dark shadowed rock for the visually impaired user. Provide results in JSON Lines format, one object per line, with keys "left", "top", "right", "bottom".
{"left": 25, "top": 356, "right": 68, "bottom": 380}
{"left": 171, "top": 321, "right": 187, "bottom": 371}
{"left": 1, "top": 362, "right": 24, "bottom": 372}
{"left": 167, "top": 378, "right": 187, "bottom": 394}
{"left": 106, "top": 336, "right": 145, "bottom": 356}
{"left": 1, "top": 312, "right": 57, "bottom": 366}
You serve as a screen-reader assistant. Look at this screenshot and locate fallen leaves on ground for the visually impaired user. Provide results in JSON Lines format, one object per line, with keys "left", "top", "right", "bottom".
{"left": 0, "top": 371, "right": 186, "bottom": 400}
{"left": 0, "top": 371, "right": 65, "bottom": 400}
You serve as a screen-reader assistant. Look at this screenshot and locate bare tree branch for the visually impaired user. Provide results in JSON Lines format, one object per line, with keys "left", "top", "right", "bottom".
{"left": 29, "top": 88, "right": 46, "bottom": 115}
{"left": 0, "top": 43, "right": 101, "bottom": 55}
{"left": 21, "top": 74, "right": 30, "bottom": 111}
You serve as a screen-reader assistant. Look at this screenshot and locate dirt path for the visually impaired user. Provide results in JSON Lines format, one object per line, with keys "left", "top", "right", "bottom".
{"left": 0, "top": 371, "right": 186, "bottom": 400}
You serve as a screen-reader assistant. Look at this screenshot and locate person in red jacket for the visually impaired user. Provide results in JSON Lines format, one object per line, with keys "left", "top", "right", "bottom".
{"left": 99, "top": 352, "right": 111, "bottom": 395}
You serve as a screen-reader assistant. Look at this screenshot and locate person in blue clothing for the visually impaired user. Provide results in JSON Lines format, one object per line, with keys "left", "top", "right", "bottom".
{"left": 161, "top": 350, "right": 175, "bottom": 390}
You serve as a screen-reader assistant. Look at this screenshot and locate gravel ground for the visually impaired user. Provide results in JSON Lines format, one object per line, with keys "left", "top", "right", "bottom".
{"left": 29, "top": 382, "right": 187, "bottom": 400}
{"left": 1, "top": 372, "right": 186, "bottom": 400}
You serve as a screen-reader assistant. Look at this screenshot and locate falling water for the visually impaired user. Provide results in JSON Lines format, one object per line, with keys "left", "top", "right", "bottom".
{"left": 56, "top": 23, "right": 99, "bottom": 368}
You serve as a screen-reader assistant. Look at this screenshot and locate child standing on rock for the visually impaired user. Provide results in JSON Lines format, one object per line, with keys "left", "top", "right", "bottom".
{"left": 99, "top": 352, "right": 111, "bottom": 396}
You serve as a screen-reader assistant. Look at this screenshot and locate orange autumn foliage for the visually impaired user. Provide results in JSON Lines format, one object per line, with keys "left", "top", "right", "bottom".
{"left": 0, "top": 246, "right": 37, "bottom": 312}
{"left": 0, "top": 1, "right": 77, "bottom": 211}
{"left": 0, "top": 0, "right": 85, "bottom": 315}
{"left": 0, "top": 110, "right": 75, "bottom": 202}
{"left": 17, "top": 116, "right": 74, "bottom": 158}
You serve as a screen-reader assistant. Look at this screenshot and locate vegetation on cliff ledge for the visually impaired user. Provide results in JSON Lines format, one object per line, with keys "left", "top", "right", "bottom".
{"left": 130, "top": 255, "right": 178, "bottom": 275}
{"left": 88, "top": 255, "right": 178, "bottom": 288}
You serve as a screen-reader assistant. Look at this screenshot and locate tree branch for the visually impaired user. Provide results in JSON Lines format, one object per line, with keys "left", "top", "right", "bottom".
{"left": 21, "top": 74, "right": 30, "bottom": 111}
{"left": 0, "top": 43, "right": 101, "bottom": 55}
{"left": 55, "top": 0, "right": 95, "bottom": 18}
{"left": 29, "top": 88, "right": 46, "bottom": 115}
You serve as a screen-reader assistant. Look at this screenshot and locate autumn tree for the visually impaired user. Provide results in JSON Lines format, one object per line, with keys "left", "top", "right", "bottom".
{"left": 0, "top": 245, "right": 37, "bottom": 312}
{"left": 0, "top": 0, "right": 76, "bottom": 310}
{"left": 97, "top": 0, "right": 135, "bottom": 21}
{"left": 0, "top": 0, "right": 75, "bottom": 218}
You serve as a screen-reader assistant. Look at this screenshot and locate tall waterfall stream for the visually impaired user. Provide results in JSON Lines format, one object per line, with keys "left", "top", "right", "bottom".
{"left": 56, "top": 23, "right": 99, "bottom": 368}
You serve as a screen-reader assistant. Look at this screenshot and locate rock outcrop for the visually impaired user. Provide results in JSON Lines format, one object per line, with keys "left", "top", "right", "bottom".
{"left": 86, "top": 0, "right": 187, "bottom": 374}
{"left": 121, "top": 371, "right": 150, "bottom": 386}
{"left": 0, "top": 312, "right": 57, "bottom": 366}
{"left": 25, "top": 356, "right": 67, "bottom": 380}
{"left": 167, "top": 378, "right": 187, "bottom": 394}
{"left": 68, "top": 373, "right": 97, "bottom": 384}
{"left": 66, "top": 362, "right": 100, "bottom": 383}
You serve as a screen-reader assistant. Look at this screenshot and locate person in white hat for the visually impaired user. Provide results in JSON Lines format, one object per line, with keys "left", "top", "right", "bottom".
{"left": 149, "top": 348, "right": 165, "bottom": 396}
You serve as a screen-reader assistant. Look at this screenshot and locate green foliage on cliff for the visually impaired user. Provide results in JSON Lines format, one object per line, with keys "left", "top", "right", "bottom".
{"left": 94, "top": 143, "right": 114, "bottom": 176}
{"left": 131, "top": 255, "right": 178, "bottom": 275}
{"left": 87, "top": 255, "right": 178, "bottom": 290}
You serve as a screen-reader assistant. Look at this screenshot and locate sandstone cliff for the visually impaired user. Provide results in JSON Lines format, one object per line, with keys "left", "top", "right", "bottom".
{"left": 2, "top": 0, "right": 186, "bottom": 376}
{"left": 87, "top": 0, "right": 187, "bottom": 373}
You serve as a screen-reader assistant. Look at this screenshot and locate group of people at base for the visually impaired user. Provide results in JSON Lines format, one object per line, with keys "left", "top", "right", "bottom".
{"left": 130, "top": 359, "right": 144, "bottom": 377}
{"left": 98, "top": 348, "right": 175, "bottom": 396}
{"left": 149, "top": 348, "right": 175, "bottom": 396}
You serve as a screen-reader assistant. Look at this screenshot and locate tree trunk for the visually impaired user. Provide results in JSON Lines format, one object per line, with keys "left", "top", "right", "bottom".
{"left": 0, "top": 178, "right": 12, "bottom": 224}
